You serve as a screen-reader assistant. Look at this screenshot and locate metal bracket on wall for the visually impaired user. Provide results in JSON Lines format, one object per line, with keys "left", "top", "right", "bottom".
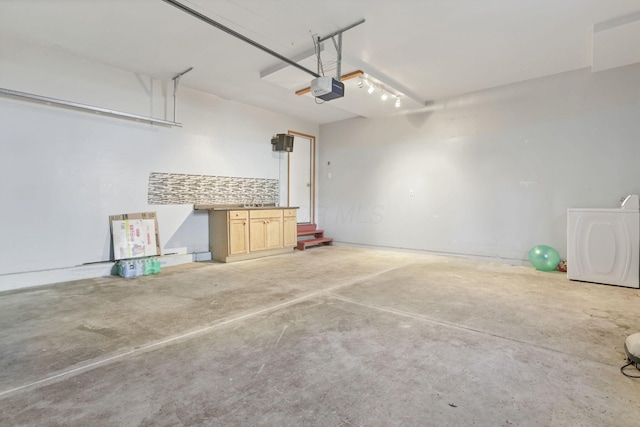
{"left": 0, "top": 87, "right": 183, "bottom": 127}
{"left": 172, "top": 67, "right": 193, "bottom": 123}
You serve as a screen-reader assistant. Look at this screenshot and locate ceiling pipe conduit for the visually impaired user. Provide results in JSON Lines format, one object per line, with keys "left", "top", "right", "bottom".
{"left": 162, "top": 0, "right": 321, "bottom": 78}
{"left": 0, "top": 87, "right": 182, "bottom": 127}
{"left": 317, "top": 19, "right": 366, "bottom": 43}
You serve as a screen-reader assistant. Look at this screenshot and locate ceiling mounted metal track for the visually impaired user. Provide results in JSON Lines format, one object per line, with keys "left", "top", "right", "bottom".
{"left": 162, "top": 0, "right": 321, "bottom": 78}
{"left": 316, "top": 19, "right": 365, "bottom": 80}
{"left": 0, "top": 88, "right": 182, "bottom": 127}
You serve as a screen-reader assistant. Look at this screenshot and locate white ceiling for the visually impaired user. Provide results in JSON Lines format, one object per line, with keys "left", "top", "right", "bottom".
{"left": 1, "top": 0, "right": 639, "bottom": 124}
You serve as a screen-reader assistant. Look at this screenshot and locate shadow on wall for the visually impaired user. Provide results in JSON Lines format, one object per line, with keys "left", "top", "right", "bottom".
{"left": 318, "top": 204, "right": 385, "bottom": 227}
{"left": 404, "top": 102, "right": 435, "bottom": 128}
{"left": 163, "top": 210, "right": 209, "bottom": 254}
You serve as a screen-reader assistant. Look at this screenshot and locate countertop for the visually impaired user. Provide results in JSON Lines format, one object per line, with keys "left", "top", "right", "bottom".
{"left": 194, "top": 204, "right": 299, "bottom": 211}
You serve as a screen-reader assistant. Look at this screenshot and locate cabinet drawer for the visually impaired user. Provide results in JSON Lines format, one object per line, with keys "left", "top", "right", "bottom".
{"left": 228, "top": 210, "right": 248, "bottom": 220}
{"left": 283, "top": 209, "right": 297, "bottom": 218}
{"left": 250, "top": 209, "right": 283, "bottom": 219}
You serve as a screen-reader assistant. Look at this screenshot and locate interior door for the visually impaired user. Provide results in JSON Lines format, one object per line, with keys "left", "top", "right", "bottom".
{"left": 288, "top": 132, "right": 315, "bottom": 224}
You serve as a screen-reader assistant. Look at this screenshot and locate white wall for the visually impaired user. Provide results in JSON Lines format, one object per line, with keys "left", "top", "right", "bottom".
{"left": 0, "top": 36, "right": 318, "bottom": 276}
{"left": 318, "top": 63, "right": 640, "bottom": 263}
{"left": 4, "top": 34, "right": 640, "bottom": 277}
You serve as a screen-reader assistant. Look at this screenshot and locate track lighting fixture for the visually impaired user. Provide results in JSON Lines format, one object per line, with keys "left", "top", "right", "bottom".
{"left": 356, "top": 75, "right": 403, "bottom": 108}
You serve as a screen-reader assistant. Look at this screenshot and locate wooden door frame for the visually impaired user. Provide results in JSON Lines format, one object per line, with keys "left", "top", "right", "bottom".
{"left": 287, "top": 130, "right": 316, "bottom": 224}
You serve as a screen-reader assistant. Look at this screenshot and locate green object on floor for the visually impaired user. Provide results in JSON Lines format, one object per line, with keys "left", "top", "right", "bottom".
{"left": 528, "top": 245, "right": 561, "bottom": 271}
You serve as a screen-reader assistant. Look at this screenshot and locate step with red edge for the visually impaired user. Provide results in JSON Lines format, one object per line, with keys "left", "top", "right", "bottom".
{"left": 296, "top": 237, "right": 333, "bottom": 251}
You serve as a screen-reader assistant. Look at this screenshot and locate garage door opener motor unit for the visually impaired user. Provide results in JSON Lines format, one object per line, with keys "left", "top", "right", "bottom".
{"left": 311, "top": 76, "right": 344, "bottom": 101}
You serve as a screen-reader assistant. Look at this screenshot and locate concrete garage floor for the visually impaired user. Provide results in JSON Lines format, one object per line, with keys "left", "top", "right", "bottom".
{"left": 1, "top": 246, "right": 640, "bottom": 426}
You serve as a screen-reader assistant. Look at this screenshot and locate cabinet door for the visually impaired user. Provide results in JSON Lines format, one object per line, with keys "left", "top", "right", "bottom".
{"left": 228, "top": 219, "right": 249, "bottom": 255}
{"left": 283, "top": 216, "right": 297, "bottom": 247}
{"left": 249, "top": 218, "right": 267, "bottom": 251}
{"left": 265, "top": 217, "right": 283, "bottom": 249}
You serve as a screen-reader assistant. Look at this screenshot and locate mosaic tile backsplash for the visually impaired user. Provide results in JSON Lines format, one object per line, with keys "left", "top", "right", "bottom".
{"left": 148, "top": 172, "right": 279, "bottom": 205}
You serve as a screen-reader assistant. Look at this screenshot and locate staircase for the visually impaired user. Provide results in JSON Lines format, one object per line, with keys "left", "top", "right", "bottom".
{"left": 296, "top": 224, "right": 333, "bottom": 251}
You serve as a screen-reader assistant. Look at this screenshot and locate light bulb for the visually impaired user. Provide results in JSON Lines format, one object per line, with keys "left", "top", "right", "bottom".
{"left": 367, "top": 85, "right": 375, "bottom": 94}
{"left": 381, "top": 91, "right": 388, "bottom": 101}
{"left": 395, "top": 97, "right": 401, "bottom": 108}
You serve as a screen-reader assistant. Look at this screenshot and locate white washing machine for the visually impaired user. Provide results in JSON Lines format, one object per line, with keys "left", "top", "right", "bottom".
{"left": 567, "top": 195, "right": 640, "bottom": 288}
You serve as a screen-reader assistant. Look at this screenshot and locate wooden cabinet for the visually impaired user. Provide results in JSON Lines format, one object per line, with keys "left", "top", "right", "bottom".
{"left": 249, "top": 210, "right": 283, "bottom": 252}
{"left": 209, "top": 210, "right": 249, "bottom": 261}
{"left": 283, "top": 209, "right": 298, "bottom": 247}
{"left": 205, "top": 207, "right": 297, "bottom": 263}
{"left": 228, "top": 211, "right": 249, "bottom": 255}
{"left": 249, "top": 217, "right": 267, "bottom": 252}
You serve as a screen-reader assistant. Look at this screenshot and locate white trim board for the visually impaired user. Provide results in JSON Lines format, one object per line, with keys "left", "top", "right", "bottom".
{"left": 0, "top": 252, "right": 212, "bottom": 293}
